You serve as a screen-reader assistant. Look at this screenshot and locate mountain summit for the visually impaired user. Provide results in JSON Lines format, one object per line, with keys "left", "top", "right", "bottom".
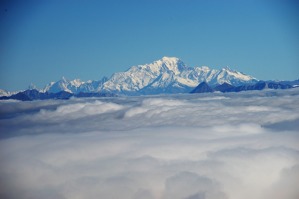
{"left": 101, "top": 56, "right": 194, "bottom": 94}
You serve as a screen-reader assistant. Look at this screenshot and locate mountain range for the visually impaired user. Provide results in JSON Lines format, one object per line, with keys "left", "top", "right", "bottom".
{"left": 99, "top": 57, "right": 258, "bottom": 95}
{"left": 1, "top": 57, "right": 298, "bottom": 100}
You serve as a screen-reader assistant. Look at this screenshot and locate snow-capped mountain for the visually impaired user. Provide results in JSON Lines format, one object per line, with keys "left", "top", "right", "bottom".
{"left": 100, "top": 57, "right": 258, "bottom": 94}
{"left": 0, "top": 89, "right": 20, "bottom": 97}
{"left": 0, "top": 89, "right": 11, "bottom": 97}
{"left": 42, "top": 77, "right": 108, "bottom": 94}
{"left": 40, "top": 56, "right": 257, "bottom": 95}
{"left": 101, "top": 57, "right": 193, "bottom": 94}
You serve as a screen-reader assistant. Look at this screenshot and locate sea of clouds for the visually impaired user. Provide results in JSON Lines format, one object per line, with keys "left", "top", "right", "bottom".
{"left": 0, "top": 88, "right": 299, "bottom": 199}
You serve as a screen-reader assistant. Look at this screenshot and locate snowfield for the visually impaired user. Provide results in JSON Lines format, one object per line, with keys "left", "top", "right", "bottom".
{"left": 0, "top": 88, "right": 299, "bottom": 199}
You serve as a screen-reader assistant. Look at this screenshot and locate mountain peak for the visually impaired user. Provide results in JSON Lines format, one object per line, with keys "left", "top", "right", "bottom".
{"left": 191, "top": 82, "right": 214, "bottom": 93}
{"left": 157, "top": 56, "right": 187, "bottom": 74}
{"left": 61, "top": 76, "right": 69, "bottom": 82}
{"left": 70, "top": 79, "right": 83, "bottom": 87}
{"left": 197, "top": 66, "right": 210, "bottom": 71}
{"left": 222, "top": 66, "right": 239, "bottom": 74}
{"left": 28, "top": 83, "right": 37, "bottom": 90}
{"left": 161, "top": 56, "right": 180, "bottom": 62}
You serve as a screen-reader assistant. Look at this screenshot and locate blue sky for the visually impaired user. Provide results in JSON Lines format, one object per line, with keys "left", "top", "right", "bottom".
{"left": 1, "top": 0, "right": 299, "bottom": 91}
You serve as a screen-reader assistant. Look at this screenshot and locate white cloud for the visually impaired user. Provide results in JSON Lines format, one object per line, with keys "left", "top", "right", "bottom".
{"left": 163, "top": 171, "right": 227, "bottom": 199}
{"left": 0, "top": 88, "right": 299, "bottom": 199}
{"left": 265, "top": 164, "right": 299, "bottom": 199}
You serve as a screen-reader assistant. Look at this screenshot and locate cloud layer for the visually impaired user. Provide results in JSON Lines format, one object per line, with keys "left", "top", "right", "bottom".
{"left": 0, "top": 88, "right": 299, "bottom": 199}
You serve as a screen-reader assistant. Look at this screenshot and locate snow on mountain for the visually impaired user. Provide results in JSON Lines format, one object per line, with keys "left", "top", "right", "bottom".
{"left": 101, "top": 57, "right": 257, "bottom": 94}
{"left": 43, "top": 77, "right": 108, "bottom": 94}
{"left": 38, "top": 57, "right": 258, "bottom": 95}
{"left": 102, "top": 57, "right": 192, "bottom": 94}
{"left": 28, "top": 83, "right": 38, "bottom": 90}
{"left": 0, "top": 89, "right": 11, "bottom": 97}
{"left": 42, "top": 82, "right": 56, "bottom": 93}
{"left": 43, "top": 77, "right": 73, "bottom": 93}
{"left": 207, "top": 66, "right": 257, "bottom": 86}
{"left": 76, "top": 77, "right": 108, "bottom": 93}
{"left": 0, "top": 89, "right": 20, "bottom": 97}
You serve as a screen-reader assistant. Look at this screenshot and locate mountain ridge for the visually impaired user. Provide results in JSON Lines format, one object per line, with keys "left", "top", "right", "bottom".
{"left": 40, "top": 57, "right": 258, "bottom": 95}
{"left": 2, "top": 56, "right": 297, "bottom": 98}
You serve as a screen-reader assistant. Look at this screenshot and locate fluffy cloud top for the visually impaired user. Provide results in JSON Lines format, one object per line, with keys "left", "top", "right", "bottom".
{"left": 0, "top": 88, "right": 299, "bottom": 199}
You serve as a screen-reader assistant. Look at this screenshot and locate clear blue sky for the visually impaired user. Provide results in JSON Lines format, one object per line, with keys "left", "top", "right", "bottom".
{"left": 1, "top": 0, "right": 299, "bottom": 91}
